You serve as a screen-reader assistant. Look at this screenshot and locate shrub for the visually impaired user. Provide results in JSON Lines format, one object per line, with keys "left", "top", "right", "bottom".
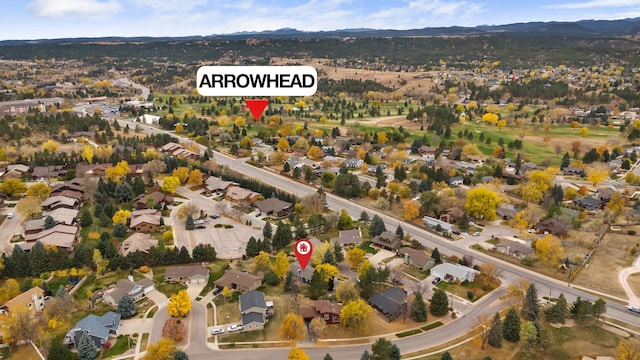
{"left": 520, "top": 257, "right": 536, "bottom": 266}
{"left": 214, "top": 224, "right": 223, "bottom": 228}
{"left": 88, "top": 232, "right": 100, "bottom": 240}
{"left": 163, "top": 230, "right": 173, "bottom": 242}
{"left": 264, "top": 271, "right": 280, "bottom": 286}
{"left": 139, "top": 265, "right": 150, "bottom": 273}
{"left": 467, "top": 291, "right": 474, "bottom": 300}
{"left": 224, "top": 224, "right": 234, "bottom": 229}
{"left": 421, "top": 321, "right": 443, "bottom": 331}
{"left": 396, "top": 329, "right": 421, "bottom": 338}
{"left": 628, "top": 230, "right": 636, "bottom": 235}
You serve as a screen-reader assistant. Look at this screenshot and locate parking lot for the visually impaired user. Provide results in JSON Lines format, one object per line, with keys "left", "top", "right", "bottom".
{"left": 192, "top": 215, "right": 263, "bottom": 259}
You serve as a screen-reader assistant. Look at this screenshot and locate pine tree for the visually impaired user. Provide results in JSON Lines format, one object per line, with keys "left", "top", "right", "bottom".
{"left": 431, "top": 247, "right": 441, "bottom": 263}
{"left": 44, "top": 215, "right": 56, "bottom": 230}
{"left": 284, "top": 271, "right": 296, "bottom": 293}
{"left": 77, "top": 331, "right": 98, "bottom": 360}
{"left": 246, "top": 236, "right": 260, "bottom": 257}
{"left": 47, "top": 341, "right": 74, "bottom": 360}
{"left": 370, "top": 215, "right": 386, "bottom": 237}
{"left": 395, "top": 225, "right": 404, "bottom": 239}
{"left": 272, "top": 222, "right": 292, "bottom": 251}
{"left": 410, "top": 292, "right": 428, "bottom": 322}
{"left": 263, "top": 221, "right": 273, "bottom": 239}
{"left": 323, "top": 354, "right": 333, "bottom": 360}
{"left": 361, "top": 350, "right": 371, "bottom": 360}
{"left": 544, "top": 292, "right": 567, "bottom": 324}
{"left": 440, "top": 352, "right": 452, "bottom": 360}
{"left": 323, "top": 248, "right": 335, "bottom": 265}
{"left": 79, "top": 209, "right": 93, "bottom": 227}
{"left": 174, "top": 351, "right": 189, "bottom": 360}
{"left": 488, "top": 312, "right": 502, "bottom": 348}
{"left": 503, "top": 308, "right": 521, "bottom": 342}
{"left": 185, "top": 214, "right": 195, "bottom": 230}
{"left": 430, "top": 289, "right": 449, "bottom": 316}
{"left": 359, "top": 211, "right": 370, "bottom": 223}
{"left": 117, "top": 294, "right": 137, "bottom": 319}
{"left": 371, "top": 338, "right": 401, "bottom": 360}
{"left": 333, "top": 242, "right": 344, "bottom": 263}
{"left": 113, "top": 222, "right": 128, "bottom": 238}
{"left": 521, "top": 283, "right": 539, "bottom": 321}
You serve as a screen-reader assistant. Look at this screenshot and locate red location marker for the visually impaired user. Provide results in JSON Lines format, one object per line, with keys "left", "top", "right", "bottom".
{"left": 295, "top": 238, "right": 313, "bottom": 271}
{"left": 245, "top": 99, "right": 269, "bottom": 121}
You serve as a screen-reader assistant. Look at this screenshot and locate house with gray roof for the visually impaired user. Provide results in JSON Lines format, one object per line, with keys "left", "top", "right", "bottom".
{"left": 398, "top": 248, "right": 435, "bottom": 271}
{"left": 165, "top": 264, "right": 209, "bottom": 284}
{"left": 289, "top": 262, "right": 314, "bottom": 283}
{"left": 254, "top": 198, "right": 293, "bottom": 218}
{"left": 430, "top": 263, "right": 479, "bottom": 283}
{"left": 239, "top": 290, "right": 267, "bottom": 331}
{"left": 330, "top": 228, "right": 362, "bottom": 247}
{"left": 101, "top": 277, "right": 155, "bottom": 307}
{"left": 422, "top": 216, "right": 453, "bottom": 234}
{"left": 66, "top": 311, "right": 121, "bottom": 349}
{"left": 368, "top": 287, "right": 407, "bottom": 320}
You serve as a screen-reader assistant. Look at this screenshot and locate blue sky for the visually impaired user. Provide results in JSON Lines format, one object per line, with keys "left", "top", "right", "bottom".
{"left": 4, "top": 0, "right": 640, "bottom": 40}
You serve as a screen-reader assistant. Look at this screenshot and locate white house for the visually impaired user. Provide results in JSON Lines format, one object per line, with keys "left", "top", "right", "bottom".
{"left": 431, "top": 263, "right": 479, "bottom": 283}
{"left": 138, "top": 114, "right": 160, "bottom": 124}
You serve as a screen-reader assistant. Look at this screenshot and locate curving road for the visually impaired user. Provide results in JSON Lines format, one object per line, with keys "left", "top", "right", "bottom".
{"left": 117, "top": 118, "right": 640, "bottom": 359}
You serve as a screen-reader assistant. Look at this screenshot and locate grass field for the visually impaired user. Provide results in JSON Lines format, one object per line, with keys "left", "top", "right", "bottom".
{"left": 4, "top": 344, "right": 41, "bottom": 360}
{"left": 416, "top": 324, "right": 622, "bottom": 360}
{"left": 102, "top": 335, "right": 134, "bottom": 358}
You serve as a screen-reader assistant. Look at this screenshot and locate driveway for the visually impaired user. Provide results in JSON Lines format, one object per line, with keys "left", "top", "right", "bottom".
{"left": 0, "top": 207, "right": 23, "bottom": 254}
{"left": 146, "top": 290, "right": 168, "bottom": 306}
{"left": 367, "top": 248, "right": 396, "bottom": 267}
{"left": 190, "top": 214, "right": 262, "bottom": 259}
{"left": 619, "top": 255, "right": 640, "bottom": 307}
{"left": 119, "top": 318, "right": 154, "bottom": 335}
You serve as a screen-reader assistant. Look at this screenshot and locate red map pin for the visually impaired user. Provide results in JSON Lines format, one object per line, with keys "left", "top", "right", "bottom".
{"left": 245, "top": 99, "right": 269, "bottom": 121}
{"left": 295, "top": 238, "right": 313, "bottom": 271}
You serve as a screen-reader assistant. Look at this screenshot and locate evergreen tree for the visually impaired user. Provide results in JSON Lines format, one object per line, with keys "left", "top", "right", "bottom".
{"left": 521, "top": 283, "right": 539, "bottom": 321}
{"left": 323, "top": 354, "right": 333, "bottom": 360}
{"left": 395, "top": 225, "right": 404, "bottom": 239}
{"left": 410, "top": 292, "right": 428, "bottom": 322}
{"left": 44, "top": 215, "right": 56, "bottom": 230}
{"left": 458, "top": 213, "right": 470, "bottom": 231}
{"left": 440, "top": 352, "right": 452, "bottom": 360}
{"left": 29, "top": 241, "right": 48, "bottom": 276}
{"left": 488, "top": 312, "right": 502, "bottom": 348}
{"left": 431, "top": 247, "right": 442, "bottom": 263}
{"left": 371, "top": 338, "right": 401, "bottom": 360}
{"left": 359, "top": 211, "right": 370, "bottom": 223}
{"left": 246, "top": 236, "right": 260, "bottom": 257}
{"left": 117, "top": 294, "right": 137, "bottom": 319}
{"left": 503, "top": 308, "right": 521, "bottom": 342}
{"left": 370, "top": 215, "right": 386, "bottom": 237}
{"left": 323, "top": 248, "right": 335, "bottom": 265}
{"left": 263, "top": 221, "right": 273, "bottom": 239}
{"left": 99, "top": 212, "right": 112, "bottom": 227}
{"left": 114, "top": 183, "right": 134, "bottom": 203}
{"left": 544, "top": 292, "right": 568, "bottom": 324}
{"left": 429, "top": 289, "right": 449, "bottom": 316}
{"left": 185, "top": 214, "right": 195, "bottom": 230}
{"left": 113, "top": 222, "right": 128, "bottom": 238}
{"left": 262, "top": 237, "right": 272, "bottom": 253}
{"left": 79, "top": 209, "right": 93, "bottom": 227}
{"left": 361, "top": 350, "right": 371, "bottom": 360}
{"left": 272, "top": 221, "right": 293, "bottom": 251}
{"left": 283, "top": 271, "right": 296, "bottom": 293}
{"left": 571, "top": 297, "right": 595, "bottom": 325}
{"left": 174, "top": 351, "right": 189, "bottom": 360}
{"left": 77, "top": 331, "right": 98, "bottom": 360}
{"left": 333, "top": 242, "right": 344, "bottom": 263}
{"left": 97, "top": 232, "right": 118, "bottom": 260}
{"left": 308, "top": 269, "right": 328, "bottom": 299}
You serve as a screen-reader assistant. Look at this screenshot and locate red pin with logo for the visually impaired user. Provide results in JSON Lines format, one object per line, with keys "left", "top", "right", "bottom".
{"left": 245, "top": 99, "right": 269, "bottom": 121}
{"left": 295, "top": 238, "right": 313, "bottom": 271}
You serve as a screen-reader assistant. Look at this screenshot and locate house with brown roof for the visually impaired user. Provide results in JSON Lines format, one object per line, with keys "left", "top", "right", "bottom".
{"left": 535, "top": 218, "right": 568, "bottom": 237}
{"left": 494, "top": 241, "right": 534, "bottom": 259}
{"left": 134, "top": 192, "right": 174, "bottom": 210}
{"left": 76, "top": 163, "right": 111, "bottom": 177}
{"left": 314, "top": 300, "right": 343, "bottom": 324}
{"left": 204, "top": 176, "right": 238, "bottom": 194}
{"left": 165, "top": 264, "right": 209, "bottom": 284}
{"left": 214, "top": 270, "right": 264, "bottom": 292}
{"left": 44, "top": 208, "right": 79, "bottom": 226}
{"left": 371, "top": 231, "right": 402, "bottom": 251}
{"left": 330, "top": 228, "right": 362, "bottom": 247}
{"left": 129, "top": 214, "right": 161, "bottom": 233}
{"left": 32, "top": 165, "right": 68, "bottom": 180}
{"left": 254, "top": 198, "right": 293, "bottom": 218}
{"left": 0, "top": 287, "right": 45, "bottom": 315}
{"left": 41, "top": 196, "right": 79, "bottom": 211}
{"left": 50, "top": 181, "right": 84, "bottom": 195}
{"left": 398, "top": 248, "right": 435, "bottom": 270}
{"left": 1, "top": 164, "right": 30, "bottom": 179}
{"left": 20, "top": 224, "right": 79, "bottom": 251}
{"left": 119, "top": 233, "right": 158, "bottom": 256}
{"left": 160, "top": 142, "right": 199, "bottom": 159}
{"left": 225, "top": 186, "right": 261, "bottom": 203}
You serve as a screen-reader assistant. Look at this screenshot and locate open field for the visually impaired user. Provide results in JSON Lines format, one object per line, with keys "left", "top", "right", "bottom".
{"left": 416, "top": 323, "right": 624, "bottom": 360}
{"left": 573, "top": 231, "right": 638, "bottom": 300}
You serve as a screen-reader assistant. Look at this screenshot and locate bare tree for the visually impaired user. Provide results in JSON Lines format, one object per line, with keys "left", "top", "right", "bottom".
{"left": 176, "top": 203, "right": 199, "bottom": 222}
{"left": 476, "top": 313, "right": 492, "bottom": 350}
{"left": 504, "top": 278, "right": 531, "bottom": 308}
{"left": 163, "top": 318, "right": 187, "bottom": 343}
{"left": 82, "top": 178, "right": 99, "bottom": 206}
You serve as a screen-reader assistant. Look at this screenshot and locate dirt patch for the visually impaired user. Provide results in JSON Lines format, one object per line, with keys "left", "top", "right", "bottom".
{"left": 574, "top": 232, "right": 637, "bottom": 299}
{"left": 162, "top": 317, "right": 189, "bottom": 345}
{"left": 627, "top": 272, "right": 640, "bottom": 297}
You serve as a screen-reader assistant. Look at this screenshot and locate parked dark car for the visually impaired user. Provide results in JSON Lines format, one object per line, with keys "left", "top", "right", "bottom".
{"left": 432, "top": 277, "right": 441, "bottom": 285}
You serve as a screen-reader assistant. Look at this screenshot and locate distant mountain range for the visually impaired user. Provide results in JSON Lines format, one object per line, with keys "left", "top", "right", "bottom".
{"left": 3, "top": 17, "right": 640, "bottom": 45}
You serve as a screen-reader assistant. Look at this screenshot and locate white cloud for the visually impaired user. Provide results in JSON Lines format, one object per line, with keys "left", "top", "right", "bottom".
{"left": 30, "top": 0, "right": 122, "bottom": 18}
{"left": 125, "top": 0, "right": 208, "bottom": 12}
{"left": 546, "top": 0, "right": 640, "bottom": 9}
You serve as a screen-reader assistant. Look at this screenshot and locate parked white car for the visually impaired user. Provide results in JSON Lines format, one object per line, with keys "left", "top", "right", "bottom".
{"left": 227, "top": 324, "right": 243, "bottom": 332}
{"left": 211, "top": 327, "right": 224, "bottom": 335}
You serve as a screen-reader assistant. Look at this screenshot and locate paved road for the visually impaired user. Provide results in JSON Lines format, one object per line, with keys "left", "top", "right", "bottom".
{"left": 113, "top": 117, "right": 640, "bottom": 358}
{"left": 0, "top": 208, "right": 23, "bottom": 255}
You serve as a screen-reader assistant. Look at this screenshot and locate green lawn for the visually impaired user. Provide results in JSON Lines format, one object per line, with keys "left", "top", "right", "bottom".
{"left": 73, "top": 271, "right": 145, "bottom": 302}
{"left": 102, "top": 335, "right": 133, "bottom": 358}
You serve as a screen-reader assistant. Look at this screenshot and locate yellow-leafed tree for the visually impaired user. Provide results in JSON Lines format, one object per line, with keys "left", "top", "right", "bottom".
{"left": 0, "top": 278, "right": 20, "bottom": 303}
{"left": 188, "top": 169, "right": 203, "bottom": 186}
{"left": 307, "top": 146, "right": 324, "bottom": 160}
{"left": 279, "top": 313, "right": 306, "bottom": 341}
{"left": 172, "top": 167, "right": 190, "bottom": 185}
{"left": 167, "top": 289, "right": 192, "bottom": 317}
{"left": 41, "top": 140, "right": 61, "bottom": 153}
{"left": 617, "top": 339, "right": 640, "bottom": 360}
{"left": 465, "top": 187, "right": 500, "bottom": 220}
{"left": 403, "top": 200, "right": 420, "bottom": 221}
{"left": 143, "top": 338, "right": 178, "bottom": 360}
{"left": 288, "top": 348, "right": 310, "bottom": 360}
{"left": 346, "top": 247, "right": 366, "bottom": 271}
{"left": 534, "top": 235, "right": 564, "bottom": 266}
{"left": 112, "top": 209, "right": 131, "bottom": 224}
{"left": 105, "top": 160, "right": 130, "bottom": 184}
{"left": 271, "top": 251, "right": 290, "bottom": 279}
{"left": 161, "top": 176, "right": 181, "bottom": 194}
{"left": 26, "top": 183, "right": 51, "bottom": 200}
{"left": 82, "top": 145, "right": 94, "bottom": 164}
{"left": 340, "top": 298, "right": 372, "bottom": 333}
{"left": 587, "top": 166, "right": 609, "bottom": 186}
{"left": 315, "top": 263, "right": 339, "bottom": 282}
{"left": 254, "top": 251, "right": 271, "bottom": 271}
